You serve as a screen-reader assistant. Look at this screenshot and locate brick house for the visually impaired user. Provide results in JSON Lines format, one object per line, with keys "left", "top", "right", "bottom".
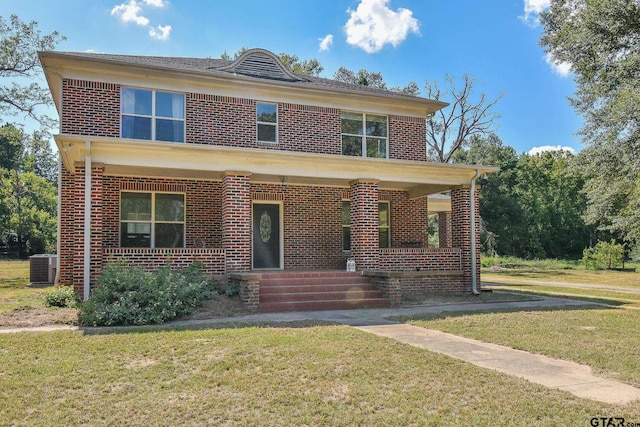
{"left": 39, "top": 48, "right": 496, "bottom": 311}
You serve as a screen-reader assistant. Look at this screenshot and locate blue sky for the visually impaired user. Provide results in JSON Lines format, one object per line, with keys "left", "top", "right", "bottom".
{"left": 3, "top": 0, "right": 581, "bottom": 155}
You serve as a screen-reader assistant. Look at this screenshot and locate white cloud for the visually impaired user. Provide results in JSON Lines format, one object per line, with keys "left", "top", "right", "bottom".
{"left": 143, "top": 0, "right": 167, "bottom": 7}
{"left": 149, "top": 24, "right": 171, "bottom": 41}
{"left": 520, "top": 0, "right": 550, "bottom": 26}
{"left": 545, "top": 52, "right": 572, "bottom": 77}
{"left": 319, "top": 34, "right": 334, "bottom": 51}
{"left": 344, "top": 0, "right": 419, "bottom": 53}
{"left": 111, "top": 0, "right": 149, "bottom": 26}
{"left": 111, "top": 0, "right": 171, "bottom": 40}
{"left": 528, "top": 145, "right": 576, "bottom": 156}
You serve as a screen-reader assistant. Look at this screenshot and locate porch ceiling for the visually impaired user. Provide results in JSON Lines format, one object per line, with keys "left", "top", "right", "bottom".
{"left": 56, "top": 135, "right": 498, "bottom": 198}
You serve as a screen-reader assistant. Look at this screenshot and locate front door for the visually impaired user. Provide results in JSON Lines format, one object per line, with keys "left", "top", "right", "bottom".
{"left": 252, "top": 203, "right": 281, "bottom": 269}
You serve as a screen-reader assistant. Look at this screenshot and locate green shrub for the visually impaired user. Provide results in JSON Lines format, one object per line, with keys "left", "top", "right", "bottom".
{"left": 79, "top": 261, "right": 218, "bottom": 326}
{"left": 43, "top": 285, "right": 79, "bottom": 308}
{"left": 582, "top": 240, "right": 625, "bottom": 270}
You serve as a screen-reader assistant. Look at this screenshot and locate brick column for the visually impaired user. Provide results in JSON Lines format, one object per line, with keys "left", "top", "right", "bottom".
{"left": 58, "top": 166, "right": 75, "bottom": 287}
{"left": 222, "top": 171, "right": 252, "bottom": 274}
{"left": 72, "top": 163, "right": 104, "bottom": 296}
{"left": 350, "top": 179, "right": 379, "bottom": 271}
{"left": 451, "top": 186, "right": 481, "bottom": 291}
{"left": 438, "top": 212, "right": 452, "bottom": 248}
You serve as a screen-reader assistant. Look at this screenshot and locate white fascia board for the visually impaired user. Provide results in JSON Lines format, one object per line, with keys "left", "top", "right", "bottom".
{"left": 55, "top": 135, "right": 498, "bottom": 189}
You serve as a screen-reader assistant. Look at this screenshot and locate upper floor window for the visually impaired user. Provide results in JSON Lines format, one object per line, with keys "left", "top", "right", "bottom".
{"left": 120, "top": 191, "right": 185, "bottom": 248}
{"left": 257, "top": 102, "right": 277, "bottom": 143}
{"left": 341, "top": 112, "right": 388, "bottom": 159}
{"left": 121, "top": 88, "right": 185, "bottom": 143}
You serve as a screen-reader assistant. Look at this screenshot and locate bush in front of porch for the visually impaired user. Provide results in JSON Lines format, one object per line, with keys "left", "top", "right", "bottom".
{"left": 79, "top": 261, "right": 218, "bottom": 326}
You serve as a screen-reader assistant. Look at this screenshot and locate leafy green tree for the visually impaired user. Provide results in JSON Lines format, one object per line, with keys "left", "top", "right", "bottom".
{"left": 0, "top": 15, "right": 64, "bottom": 129}
{"left": 0, "top": 125, "right": 57, "bottom": 256}
{"left": 453, "top": 133, "right": 524, "bottom": 256}
{"left": 540, "top": 0, "right": 640, "bottom": 247}
{"left": 455, "top": 134, "right": 592, "bottom": 258}
{"left": 332, "top": 66, "right": 420, "bottom": 95}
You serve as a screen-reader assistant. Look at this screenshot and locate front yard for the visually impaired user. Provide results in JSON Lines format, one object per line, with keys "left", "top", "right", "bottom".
{"left": 1, "top": 259, "right": 639, "bottom": 424}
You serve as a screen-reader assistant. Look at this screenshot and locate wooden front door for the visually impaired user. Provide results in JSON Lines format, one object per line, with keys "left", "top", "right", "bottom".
{"left": 252, "top": 203, "right": 281, "bottom": 269}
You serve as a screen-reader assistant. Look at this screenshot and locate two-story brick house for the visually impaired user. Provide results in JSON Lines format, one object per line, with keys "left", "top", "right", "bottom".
{"left": 39, "top": 48, "right": 495, "bottom": 311}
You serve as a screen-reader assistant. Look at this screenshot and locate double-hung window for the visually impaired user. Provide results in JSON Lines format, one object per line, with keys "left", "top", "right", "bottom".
{"left": 341, "top": 112, "right": 388, "bottom": 158}
{"left": 121, "top": 88, "right": 185, "bottom": 143}
{"left": 342, "top": 201, "right": 390, "bottom": 250}
{"left": 257, "top": 102, "right": 277, "bottom": 143}
{"left": 120, "top": 192, "right": 185, "bottom": 248}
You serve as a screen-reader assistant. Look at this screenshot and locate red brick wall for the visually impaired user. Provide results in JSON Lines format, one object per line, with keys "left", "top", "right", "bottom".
{"left": 62, "top": 80, "right": 120, "bottom": 137}
{"left": 278, "top": 104, "right": 341, "bottom": 154}
{"left": 389, "top": 115, "right": 426, "bottom": 161}
{"left": 380, "top": 190, "right": 428, "bottom": 247}
{"left": 438, "top": 212, "right": 452, "bottom": 248}
{"left": 187, "top": 94, "right": 255, "bottom": 147}
{"left": 101, "top": 177, "right": 222, "bottom": 249}
{"left": 350, "top": 180, "right": 379, "bottom": 270}
{"left": 222, "top": 172, "right": 252, "bottom": 272}
{"left": 102, "top": 248, "right": 226, "bottom": 277}
{"left": 252, "top": 184, "right": 346, "bottom": 270}
{"left": 58, "top": 167, "right": 75, "bottom": 286}
{"left": 378, "top": 248, "right": 461, "bottom": 271}
{"left": 60, "top": 79, "right": 427, "bottom": 161}
{"left": 451, "top": 186, "right": 481, "bottom": 290}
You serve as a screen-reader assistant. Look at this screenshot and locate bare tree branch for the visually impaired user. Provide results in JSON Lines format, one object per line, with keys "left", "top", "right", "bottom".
{"left": 425, "top": 74, "right": 503, "bottom": 162}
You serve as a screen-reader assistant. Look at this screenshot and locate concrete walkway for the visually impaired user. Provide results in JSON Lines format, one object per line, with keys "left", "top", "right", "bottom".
{"left": 355, "top": 323, "right": 640, "bottom": 405}
{"left": 2, "top": 294, "right": 639, "bottom": 404}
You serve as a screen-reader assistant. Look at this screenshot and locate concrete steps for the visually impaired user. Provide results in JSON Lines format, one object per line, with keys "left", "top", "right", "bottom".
{"left": 258, "top": 271, "right": 390, "bottom": 312}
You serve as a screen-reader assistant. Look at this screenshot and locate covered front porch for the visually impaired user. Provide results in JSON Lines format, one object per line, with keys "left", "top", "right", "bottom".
{"left": 56, "top": 135, "right": 495, "bottom": 306}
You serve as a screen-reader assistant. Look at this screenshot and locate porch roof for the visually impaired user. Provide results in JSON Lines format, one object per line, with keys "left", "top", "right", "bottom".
{"left": 56, "top": 134, "right": 498, "bottom": 199}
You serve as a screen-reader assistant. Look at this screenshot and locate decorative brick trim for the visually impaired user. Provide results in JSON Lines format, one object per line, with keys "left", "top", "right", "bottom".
{"left": 281, "top": 103, "right": 339, "bottom": 114}
{"left": 120, "top": 181, "right": 187, "bottom": 192}
{"left": 188, "top": 93, "right": 254, "bottom": 105}
{"left": 340, "top": 189, "right": 350, "bottom": 200}
{"left": 388, "top": 114, "right": 425, "bottom": 124}
{"left": 252, "top": 191, "right": 285, "bottom": 201}
{"left": 64, "top": 80, "right": 119, "bottom": 91}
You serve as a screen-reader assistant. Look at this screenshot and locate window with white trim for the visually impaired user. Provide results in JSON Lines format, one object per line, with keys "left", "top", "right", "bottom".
{"left": 120, "top": 192, "right": 185, "bottom": 248}
{"left": 257, "top": 102, "right": 277, "bottom": 143}
{"left": 121, "top": 88, "right": 185, "bottom": 142}
{"left": 342, "top": 201, "right": 390, "bottom": 250}
{"left": 341, "top": 112, "right": 388, "bottom": 158}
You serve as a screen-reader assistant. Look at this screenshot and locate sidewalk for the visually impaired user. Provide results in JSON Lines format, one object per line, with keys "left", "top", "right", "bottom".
{"left": 1, "top": 294, "right": 638, "bottom": 404}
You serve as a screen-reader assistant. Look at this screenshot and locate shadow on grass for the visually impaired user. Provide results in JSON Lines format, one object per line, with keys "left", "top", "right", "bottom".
{"left": 388, "top": 303, "right": 617, "bottom": 323}
{"left": 487, "top": 285, "right": 630, "bottom": 307}
{"left": 80, "top": 319, "right": 343, "bottom": 336}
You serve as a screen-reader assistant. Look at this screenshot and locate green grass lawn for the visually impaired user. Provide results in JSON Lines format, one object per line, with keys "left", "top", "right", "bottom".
{"left": 1, "top": 260, "right": 640, "bottom": 424}
{"left": 2, "top": 325, "right": 638, "bottom": 425}
{"left": 0, "top": 260, "right": 78, "bottom": 327}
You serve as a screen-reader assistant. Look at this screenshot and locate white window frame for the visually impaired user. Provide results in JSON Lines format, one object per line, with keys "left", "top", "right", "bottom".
{"left": 119, "top": 191, "right": 186, "bottom": 248}
{"left": 341, "top": 111, "right": 389, "bottom": 159}
{"left": 256, "top": 101, "right": 278, "bottom": 143}
{"left": 120, "top": 87, "right": 186, "bottom": 143}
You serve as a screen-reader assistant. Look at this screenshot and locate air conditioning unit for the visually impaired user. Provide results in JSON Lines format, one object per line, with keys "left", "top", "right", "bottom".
{"left": 29, "top": 254, "right": 57, "bottom": 284}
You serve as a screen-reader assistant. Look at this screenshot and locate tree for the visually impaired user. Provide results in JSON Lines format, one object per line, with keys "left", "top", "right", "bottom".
{"left": 540, "top": 0, "right": 640, "bottom": 247}
{"left": 0, "top": 124, "right": 57, "bottom": 256}
{"left": 333, "top": 66, "right": 420, "bottom": 95}
{"left": 454, "top": 134, "right": 592, "bottom": 259}
{"left": 425, "top": 74, "right": 503, "bottom": 163}
{"left": 0, "top": 15, "right": 65, "bottom": 129}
